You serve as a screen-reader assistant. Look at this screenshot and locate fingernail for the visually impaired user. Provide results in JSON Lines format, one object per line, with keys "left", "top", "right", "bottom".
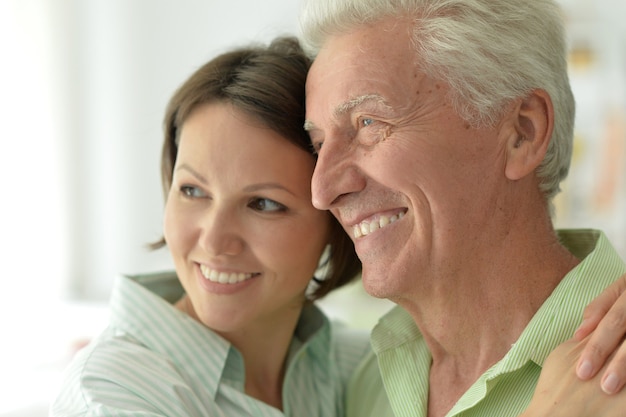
{"left": 577, "top": 360, "right": 593, "bottom": 379}
{"left": 602, "top": 372, "right": 619, "bottom": 394}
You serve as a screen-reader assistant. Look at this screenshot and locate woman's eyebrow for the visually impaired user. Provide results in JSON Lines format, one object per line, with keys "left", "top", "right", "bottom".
{"left": 243, "top": 182, "right": 296, "bottom": 197}
{"left": 175, "top": 163, "right": 208, "bottom": 184}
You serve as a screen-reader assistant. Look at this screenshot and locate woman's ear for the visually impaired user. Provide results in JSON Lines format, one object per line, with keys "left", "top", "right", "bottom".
{"left": 505, "top": 89, "right": 554, "bottom": 181}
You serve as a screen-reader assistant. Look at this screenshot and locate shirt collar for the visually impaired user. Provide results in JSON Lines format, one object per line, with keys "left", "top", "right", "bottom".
{"left": 109, "top": 272, "right": 230, "bottom": 399}
{"left": 109, "top": 272, "right": 331, "bottom": 401}
{"left": 500, "top": 229, "right": 614, "bottom": 370}
{"left": 370, "top": 304, "right": 422, "bottom": 354}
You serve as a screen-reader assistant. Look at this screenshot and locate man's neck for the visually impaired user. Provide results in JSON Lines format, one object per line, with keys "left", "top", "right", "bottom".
{"left": 398, "top": 231, "right": 580, "bottom": 417}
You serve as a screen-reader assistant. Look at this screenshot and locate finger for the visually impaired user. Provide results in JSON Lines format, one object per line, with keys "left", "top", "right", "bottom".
{"left": 601, "top": 344, "right": 626, "bottom": 395}
{"left": 576, "top": 284, "right": 626, "bottom": 382}
{"left": 575, "top": 274, "right": 626, "bottom": 342}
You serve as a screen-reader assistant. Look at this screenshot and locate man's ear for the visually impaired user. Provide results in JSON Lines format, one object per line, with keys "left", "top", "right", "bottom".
{"left": 504, "top": 89, "right": 554, "bottom": 181}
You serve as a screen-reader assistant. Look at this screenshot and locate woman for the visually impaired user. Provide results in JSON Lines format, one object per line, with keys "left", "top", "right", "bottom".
{"left": 51, "top": 36, "right": 366, "bottom": 417}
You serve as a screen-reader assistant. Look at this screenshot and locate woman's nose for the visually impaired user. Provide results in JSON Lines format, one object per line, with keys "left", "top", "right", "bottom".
{"left": 198, "top": 208, "right": 245, "bottom": 257}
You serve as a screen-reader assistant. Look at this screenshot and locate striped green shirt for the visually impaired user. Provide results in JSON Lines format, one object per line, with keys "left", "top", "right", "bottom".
{"left": 51, "top": 272, "right": 370, "bottom": 417}
{"left": 346, "top": 229, "right": 626, "bottom": 417}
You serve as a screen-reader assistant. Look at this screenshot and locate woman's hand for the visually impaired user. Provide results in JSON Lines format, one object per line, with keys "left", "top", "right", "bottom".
{"left": 522, "top": 337, "right": 624, "bottom": 417}
{"left": 574, "top": 273, "right": 626, "bottom": 394}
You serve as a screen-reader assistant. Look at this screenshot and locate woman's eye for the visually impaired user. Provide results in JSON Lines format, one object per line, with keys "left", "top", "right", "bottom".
{"left": 180, "top": 185, "right": 206, "bottom": 198}
{"left": 249, "top": 198, "right": 286, "bottom": 212}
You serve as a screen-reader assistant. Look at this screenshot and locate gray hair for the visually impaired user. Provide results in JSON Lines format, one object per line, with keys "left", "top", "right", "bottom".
{"left": 299, "top": 0, "right": 576, "bottom": 211}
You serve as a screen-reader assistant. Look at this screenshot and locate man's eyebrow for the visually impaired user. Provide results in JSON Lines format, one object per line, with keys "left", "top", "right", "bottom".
{"left": 303, "top": 120, "right": 316, "bottom": 132}
{"left": 303, "top": 94, "right": 391, "bottom": 132}
{"left": 334, "top": 94, "right": 391, "bottom": 117}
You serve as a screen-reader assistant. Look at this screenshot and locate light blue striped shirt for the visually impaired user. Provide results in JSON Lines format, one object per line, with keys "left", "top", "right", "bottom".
{"left": 347, "top": 229, "right": 626, "bottom": 417}
{"left": 51, "top": 272, "right": 370, "bottom": 417}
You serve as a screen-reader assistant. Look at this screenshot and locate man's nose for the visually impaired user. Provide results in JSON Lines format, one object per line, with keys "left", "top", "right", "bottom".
{"left": 311, "top": 137, "right": 365, "bottom": 210}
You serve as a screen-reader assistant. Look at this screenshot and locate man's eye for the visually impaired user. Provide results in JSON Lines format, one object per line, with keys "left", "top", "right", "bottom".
{"left": 361, "top": 117, "right": 374, "bottom": 127}
{"left": 249, "top": 198, "right": 286, "bottom": 212}
{"left": 311, "top": 141, "right": 323, "bottom": 154}
{"left": 355, "top": 116, "right": 390, "bottom": 147}
{"left": 180, "top": 185, "right": 206, "bottom": 198}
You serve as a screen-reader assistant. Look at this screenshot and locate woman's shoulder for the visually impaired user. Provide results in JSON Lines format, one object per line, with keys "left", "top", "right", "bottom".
{"left": 71, "top": 328, "right": 182, "bottom": 385}
{"left": 50, "top": 330, "right": 196, "bottom": 416}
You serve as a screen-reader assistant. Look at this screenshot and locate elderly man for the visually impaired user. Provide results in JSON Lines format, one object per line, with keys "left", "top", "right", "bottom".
{"left": 301, "top": 0, "right": 626, "bottom": 416}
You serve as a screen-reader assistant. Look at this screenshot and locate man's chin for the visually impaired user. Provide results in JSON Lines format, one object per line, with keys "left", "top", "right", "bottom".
{"left": 361, "top": 268, "right": 395, "bottom": 300}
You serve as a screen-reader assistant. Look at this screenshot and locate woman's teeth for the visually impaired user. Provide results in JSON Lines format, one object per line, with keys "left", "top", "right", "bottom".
{"left": 200, "top": 265, "right": 254, "bottom": 284}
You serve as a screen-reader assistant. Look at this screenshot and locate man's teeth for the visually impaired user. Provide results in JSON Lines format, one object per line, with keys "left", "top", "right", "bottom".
{"left": 353, "top": 211, "right": 404, "bottom": 239}
{"left": 200, "top": 265, "right": 254, "bottom": 284}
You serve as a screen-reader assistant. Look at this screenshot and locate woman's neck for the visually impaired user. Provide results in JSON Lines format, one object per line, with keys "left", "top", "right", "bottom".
{"left": 176, "top": 295, "right": 303, "bottom": 410}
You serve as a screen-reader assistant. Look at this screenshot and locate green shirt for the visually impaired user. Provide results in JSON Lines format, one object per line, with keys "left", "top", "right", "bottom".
{"left": 347, "top": 229, "right": 626, "bottom": 417}
{"left": 51, "top": 272, "right": 370, "bottom": 417}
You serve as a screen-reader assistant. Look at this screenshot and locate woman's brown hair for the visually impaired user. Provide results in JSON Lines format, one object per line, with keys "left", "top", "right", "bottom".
{"left": 152, "top": 36, "right": 360, "bottom": 300}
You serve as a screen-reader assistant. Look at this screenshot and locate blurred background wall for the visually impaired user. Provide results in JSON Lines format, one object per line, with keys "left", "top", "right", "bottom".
{"left": 0, "top": 0, "right": 624, "bottom": 415}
